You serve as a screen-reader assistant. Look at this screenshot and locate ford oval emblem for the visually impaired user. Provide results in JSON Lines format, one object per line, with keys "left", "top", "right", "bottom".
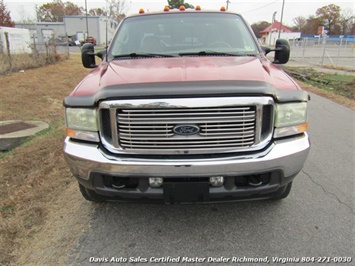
{"left": 173, "top": 125, "right": 200, "bottom": 135}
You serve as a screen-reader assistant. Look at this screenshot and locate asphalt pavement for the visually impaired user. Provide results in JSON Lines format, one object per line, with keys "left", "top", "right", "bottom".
{"left": 67, "top": 92, "right": 354, "bottom": 265}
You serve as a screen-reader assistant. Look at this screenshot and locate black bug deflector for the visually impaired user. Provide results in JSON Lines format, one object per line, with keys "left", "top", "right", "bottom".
{"left": 63, "top": 80, "right": 309, "bottom": 108}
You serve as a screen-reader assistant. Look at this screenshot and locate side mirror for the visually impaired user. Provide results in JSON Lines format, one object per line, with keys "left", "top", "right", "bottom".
{"left": 261, "top": 46, "right": 272, "bottom": 55}
{"left": 82, "top": 43, "right": 96, "bottom": 68}
{"left": 96, "top": 50, "right": 107, "bottom": 60}
{"left": 273, "top": 39, "right": 290, "bottom": 64}
{"left": 261, "top": 39, "right": 290, "bottom": 64}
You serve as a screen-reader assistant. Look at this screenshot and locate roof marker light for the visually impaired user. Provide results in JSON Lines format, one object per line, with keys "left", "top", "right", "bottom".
{"left": 163, "top": 6, "right": 169, "bottom": 12}
{"left": 195, "top": 5, "right": 201, "bottom": 11}
{"left": 179, "top": 5, "right": 186, "bottom": 11}
{"left": 220, "top": 6, "right": 226, "bottom": 11}
{"left": 139, "top": 8, "right": 145, "bottom": 14}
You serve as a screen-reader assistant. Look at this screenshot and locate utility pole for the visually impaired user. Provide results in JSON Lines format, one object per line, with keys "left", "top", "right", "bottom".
{"left": 226, "top": 0, "right": 230, "bottom": 10}
{"left": 85, "top": 0, "right": 89, "bottom": 39}
{"left": 269, "top": 11, "right": 277, "bottom": 46}
{"left": 278, "top": 0, "right": 285, "bottom": 39}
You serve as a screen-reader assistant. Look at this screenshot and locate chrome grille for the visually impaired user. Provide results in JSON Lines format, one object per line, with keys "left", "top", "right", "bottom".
{"left": 117, "top": 107, "right": 256, "bottom": 149}
{"left": 99, "top": 97, "right": 274, "bottom": 155}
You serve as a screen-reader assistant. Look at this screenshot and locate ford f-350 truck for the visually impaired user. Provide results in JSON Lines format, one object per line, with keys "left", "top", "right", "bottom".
{"left": 63, "top": 6, "right": 310, "bottom": 203}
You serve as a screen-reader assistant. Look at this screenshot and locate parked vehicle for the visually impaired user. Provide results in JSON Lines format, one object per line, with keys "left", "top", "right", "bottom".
{"left": 67, "top": 36, "right": 76, "bottom": 46}
{"left": 80, "top": 36, "right": 96, "bottom": 46}
{"left": 63, "top": 6, "right": 310, "bottom": 203}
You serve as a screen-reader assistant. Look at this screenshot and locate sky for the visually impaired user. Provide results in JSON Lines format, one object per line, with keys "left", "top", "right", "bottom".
{"left": 3, "top": 0, "right": 355, "bottom": 26}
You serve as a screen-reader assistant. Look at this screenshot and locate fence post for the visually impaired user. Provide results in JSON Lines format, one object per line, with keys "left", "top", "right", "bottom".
{"left": 51, "top": 33, "right": 57, "bottom": 62}
{"left": 32, "top": 33, "right": 39, "bottom": 64}
{"left": 45, "top": 42, "right": 49, "bottom": 60}
{"left": 336, "top": 36, "right": 343, "bottom": 67}
{"left": 0, "top": 33, "right": 3, "bottom": 55}
{"left": 66, "top": 32, "right": 69, "bottom": 56}
{"left": 320, "top": 35, "right": 327, "bottom": 66}
{"left": 4, "top": 32, "right": 12, "bottom": 71}
{"left": 301, "top": 38, "right": 306, "bottom": 63}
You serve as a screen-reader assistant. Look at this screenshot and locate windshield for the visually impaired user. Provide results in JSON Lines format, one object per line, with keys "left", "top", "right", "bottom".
{"left": 108, "top": 12, "right": 259, "bottom": 60}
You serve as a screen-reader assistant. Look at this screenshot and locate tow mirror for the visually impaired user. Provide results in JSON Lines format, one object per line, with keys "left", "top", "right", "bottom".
{"left": 262, "top": 39, "right": 290, "bottom": 64}
{"left": 273, "top": 39, "right": 290, "bottom": 64}
{"left": 82, "top": 43, "right": 96, "bottom": 68}
{"left": 82, "top": 44, "right": 107, "bottom": 68}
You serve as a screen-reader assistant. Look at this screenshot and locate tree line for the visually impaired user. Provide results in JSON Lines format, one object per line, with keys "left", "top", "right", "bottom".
{"left": 251, "top": 4, "right": 354, "bottom": 37}
{"left": 0, "top": 0, "right": 127, "bottom": 26}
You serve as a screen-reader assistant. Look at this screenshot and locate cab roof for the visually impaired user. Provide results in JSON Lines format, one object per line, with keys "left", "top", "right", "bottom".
{"left": 127, "top": 6, "right": 240, "bottom": 18}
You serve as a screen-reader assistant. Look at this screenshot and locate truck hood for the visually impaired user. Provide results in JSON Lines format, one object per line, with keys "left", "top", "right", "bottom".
{"left": 71, "top": 56, "right": 300, "bottom": 96}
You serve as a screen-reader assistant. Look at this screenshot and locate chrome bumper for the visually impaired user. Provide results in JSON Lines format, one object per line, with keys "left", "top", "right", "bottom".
{"left": 63, "top": 133, "right": 310, "bottom": 181}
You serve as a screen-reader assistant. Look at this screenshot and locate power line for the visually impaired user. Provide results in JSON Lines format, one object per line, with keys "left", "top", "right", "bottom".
{"left": 242, "top": 0, "right": 280, "bottom": 15}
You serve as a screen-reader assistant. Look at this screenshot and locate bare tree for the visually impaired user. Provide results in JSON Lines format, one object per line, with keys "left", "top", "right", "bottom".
{"left": 301, "top": 15, "right": 322, "bottom": 35}
{"left": 167, "top": 0, "right": 194, "bottom": 9}
{"left": 339, "top": 8, "right": 354, "bottom": 35}
{"left": 16, "top": 5, "right": 36, "bottom": 23}
{"left": 251, "top": 21, "right": 271, "bottom": 38}
{"left": 293, "top": 16, "right": 307, "bottom": 32}
{"left": 38, "top": 0, "right": 83, "bottom": 22}
{"left": 89, "top": 8, "right": 107, "bottom": 16}
{"left": 107, "top": 0, "right": 127, "bottom": 22}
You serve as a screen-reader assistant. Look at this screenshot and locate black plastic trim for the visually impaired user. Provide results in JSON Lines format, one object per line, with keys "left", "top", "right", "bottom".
{"left": 63, "top": 80, "right": 309, "bottom": 107}
{"left": 74, "top": 170, "right": 299, "bottom": 203}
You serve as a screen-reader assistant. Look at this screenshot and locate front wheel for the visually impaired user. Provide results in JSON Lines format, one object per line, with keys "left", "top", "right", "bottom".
{"left": 79, "top": 183, "right": 104, "bottom": 203}
{"left": 272, "top": 182, "right": 293, "bottom": 200}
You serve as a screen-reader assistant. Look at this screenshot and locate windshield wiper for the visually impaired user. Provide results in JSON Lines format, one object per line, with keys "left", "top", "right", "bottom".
{"left": 113, "top": 52, "right": 177, "bottom": 58}
{"left": 178, "top": 51, "right": 257, "bottom": 57}
{"left": 113, "top": 51, "right": 258, "bottom": 59}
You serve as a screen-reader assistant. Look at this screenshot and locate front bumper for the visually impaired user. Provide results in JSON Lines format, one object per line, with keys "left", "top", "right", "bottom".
{"left": 64, "top": 133, "right": 310, "bottom": 202}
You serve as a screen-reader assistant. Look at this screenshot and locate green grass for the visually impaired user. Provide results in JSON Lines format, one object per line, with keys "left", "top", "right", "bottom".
{"left": 284, "top": 67, "right": 355, "bottom": 99}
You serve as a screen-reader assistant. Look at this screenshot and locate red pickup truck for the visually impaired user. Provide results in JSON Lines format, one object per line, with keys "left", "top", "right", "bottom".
{"left": 63, "top": 6, "right": 310, "bottom": 203}
{"left": 80, "top": 36, "right": 96, "bottom": 46}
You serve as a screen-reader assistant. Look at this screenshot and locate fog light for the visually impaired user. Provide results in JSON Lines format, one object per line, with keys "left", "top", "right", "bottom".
{"left": 209, "top": 176, "right": 224, "bottom": 187}
{"left": 149, "top": 177, "right": 163, "bottom": 187}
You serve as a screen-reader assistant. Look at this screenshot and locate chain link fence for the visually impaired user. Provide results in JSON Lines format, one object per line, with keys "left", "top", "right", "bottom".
{"left": 0, "top": 33, "right": 70, "bottom": 75}
{"left": 289, "top": 38, "right": 355, "bottom": 70}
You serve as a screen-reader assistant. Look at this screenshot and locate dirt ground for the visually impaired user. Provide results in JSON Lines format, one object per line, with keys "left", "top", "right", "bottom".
{"left": 0, "top": 55, "right": 93, "bottom": 265}
{"left": 0, "top": 56, "right": 353, "bottom": 265}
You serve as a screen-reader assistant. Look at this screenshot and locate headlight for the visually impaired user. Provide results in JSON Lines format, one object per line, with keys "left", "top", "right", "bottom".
{"left": 275, "top": 102, "right": 307, "bottom": 127}
{"left": 274, "top": 102, "right": 308, "bottom": 138}
{"left": 65, "top": 108, "right": 99, "bottom": 142}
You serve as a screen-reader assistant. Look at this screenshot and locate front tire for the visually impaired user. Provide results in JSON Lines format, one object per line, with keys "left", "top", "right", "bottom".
{"left": 272, "top": 182, "right": 293, "bottom": 200}
{"left": 79, "top": 183, "right": 104, "bottom": 203}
